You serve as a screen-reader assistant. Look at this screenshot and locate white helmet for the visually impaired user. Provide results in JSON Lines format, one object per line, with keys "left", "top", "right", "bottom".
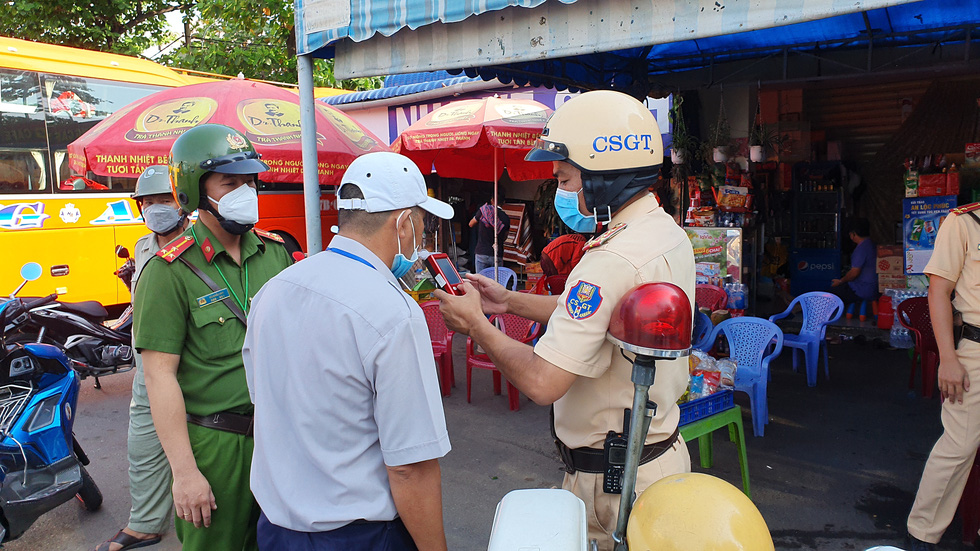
{"left": 526, "top": 90, "right": 664, "bottom": 223}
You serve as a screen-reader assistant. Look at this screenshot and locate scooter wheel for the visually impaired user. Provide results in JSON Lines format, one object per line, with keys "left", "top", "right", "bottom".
{"left": 76, "top": 465, "right": 103, "bottom": 511}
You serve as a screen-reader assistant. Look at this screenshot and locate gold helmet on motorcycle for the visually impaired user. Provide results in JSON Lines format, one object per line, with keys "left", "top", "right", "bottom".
{"left": 626, "top": 473, "right": 775, "bottom": 551}
{"left": 168, "top": 124, "right": 269, "bottom": 214}
{"left": 525, "top": 90, "right": 664, "bottom": 223}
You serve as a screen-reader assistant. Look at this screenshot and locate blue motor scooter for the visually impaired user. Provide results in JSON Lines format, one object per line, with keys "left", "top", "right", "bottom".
{"left": 0, "top": 263, "right": 102, "bottom": 541}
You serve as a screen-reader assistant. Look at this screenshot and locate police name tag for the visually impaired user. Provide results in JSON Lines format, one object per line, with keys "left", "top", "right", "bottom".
{"left": 197, "top": 288, "right": 230, "bottom": 308}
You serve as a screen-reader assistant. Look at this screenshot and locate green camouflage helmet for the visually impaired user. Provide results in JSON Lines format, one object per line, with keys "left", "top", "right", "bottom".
{"left": 132, "top": 165, "right": 172, "bottom": 200}
{"left": 168, "top": 124, "right": 269, "bottom": 214}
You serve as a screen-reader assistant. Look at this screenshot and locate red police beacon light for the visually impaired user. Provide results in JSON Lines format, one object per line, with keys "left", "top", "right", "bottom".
{"left": 606, "top": 282, "right": 693, "bottom": 551}
{"left": 607, "top": 282, "right": 692, "bottom": 359}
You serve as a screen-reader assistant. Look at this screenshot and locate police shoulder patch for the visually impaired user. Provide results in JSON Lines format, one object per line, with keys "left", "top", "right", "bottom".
{"left": 565, "top": 280, "right": 603, "bottom": 320}
{"left": 950, "top": 202, "right": 980, "bottom": 216}
{"left": 584, "top": 222, "right": 627, "bottom": 251}
{"left": 155, "top": 235, "right": 194, "bottom": 263}
{"left": 254, "top": 228, "right": 284, "bottom": 243}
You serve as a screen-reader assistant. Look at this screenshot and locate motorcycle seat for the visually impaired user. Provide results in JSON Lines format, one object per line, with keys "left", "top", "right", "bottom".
{"left": 55, "top": 300, "right": 109, "bottom": 321}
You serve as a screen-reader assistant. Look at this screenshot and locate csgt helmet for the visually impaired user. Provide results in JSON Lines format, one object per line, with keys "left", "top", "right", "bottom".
{"left": 525, "top": 90, "right": 664, "bottom": 224}
{"left": 168, "top": 124, "right": 269, "bottom": 214}
{"left": 627, "top": 473, "right": 775, "bottom": 551}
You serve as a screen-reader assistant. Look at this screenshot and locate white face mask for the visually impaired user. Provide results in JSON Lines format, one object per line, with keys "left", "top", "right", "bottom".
{"left": 209, "top": 184, "right": 259, "bottom": 225}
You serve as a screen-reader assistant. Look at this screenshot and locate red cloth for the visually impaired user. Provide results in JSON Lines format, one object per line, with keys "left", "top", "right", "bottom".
{"left": 541, "top": 234, "right": 587, "bottom": 277}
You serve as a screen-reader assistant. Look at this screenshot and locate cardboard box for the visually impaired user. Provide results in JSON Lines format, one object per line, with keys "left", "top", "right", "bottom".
{"left": 947, "top": 172, "right": 960, "bottom": 196}
{"left": 879, "top": 273, "right": 907, "bottom": 293}
{"left": 918, "top": 173, "right": 946, "bottom": 197}
{"left": 877, "top": 256, "right": 903, "bottom": 275}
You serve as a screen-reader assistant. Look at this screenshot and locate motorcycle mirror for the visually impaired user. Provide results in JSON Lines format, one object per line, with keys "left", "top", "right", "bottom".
{"left": 116, "top": 246, "right": 130, "bottom": 259}
{"left": 19, "top": 263, "right": 42, "bottom": 282}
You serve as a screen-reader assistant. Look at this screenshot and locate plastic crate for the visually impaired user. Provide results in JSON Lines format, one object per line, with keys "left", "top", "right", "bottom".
{"left": 678, "top": 390, "right": 735, "bottom": 426}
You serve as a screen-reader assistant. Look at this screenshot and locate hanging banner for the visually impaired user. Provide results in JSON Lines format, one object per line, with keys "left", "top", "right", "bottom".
{"left": 903, "top": 195, "right": 956, "bottom": 275}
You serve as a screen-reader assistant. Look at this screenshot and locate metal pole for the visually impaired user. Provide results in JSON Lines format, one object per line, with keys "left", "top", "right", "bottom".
{"left": 612, "top": 355, "right": 658, "bottom": 551}
{"left": 297, "top": 53, "right": 322, "bottom": 254}
{"left": 493, "top": 148, "right": 499, "bottom": 281}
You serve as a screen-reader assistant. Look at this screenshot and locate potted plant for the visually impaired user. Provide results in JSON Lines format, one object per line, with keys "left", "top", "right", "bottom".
{"left": 749, "top": 124, "right": 786, "bottom": 163}
{"left": 668, "top": 96, "right": 695, "bottom": 165}
{"left": 749, "top": 123, "right": 785, "bottom": 163}
{"left": 710, "top": 98, "right": 733, "bottom": 164}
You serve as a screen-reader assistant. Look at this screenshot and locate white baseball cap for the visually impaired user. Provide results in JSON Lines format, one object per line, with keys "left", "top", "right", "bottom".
{"left": 337, "top": 152, "right": 454, "bottom": 220}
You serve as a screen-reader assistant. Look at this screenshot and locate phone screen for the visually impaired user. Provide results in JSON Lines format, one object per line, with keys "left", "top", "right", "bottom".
{"left": 435, "top": 257, "right": 462, "bottom": 285}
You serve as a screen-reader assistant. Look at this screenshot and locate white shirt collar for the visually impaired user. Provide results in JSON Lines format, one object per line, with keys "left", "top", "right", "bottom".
{"left": 326, "top": 234, "right": 399, "bottom": 286}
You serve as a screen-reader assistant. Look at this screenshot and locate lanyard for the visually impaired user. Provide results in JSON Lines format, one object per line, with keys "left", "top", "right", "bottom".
{"left": 326, "top": 247, "right": 376, "bottom": 271}
{"left": 191, "top": 226, "right": 250, "bottom": 314}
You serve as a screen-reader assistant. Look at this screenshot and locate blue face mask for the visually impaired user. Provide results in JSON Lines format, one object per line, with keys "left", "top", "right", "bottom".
{"left": 391, "top": 211, "right": 419, "bottom": 279}
{"left": 555, "top": 188, "right": 596, "bottom": 233}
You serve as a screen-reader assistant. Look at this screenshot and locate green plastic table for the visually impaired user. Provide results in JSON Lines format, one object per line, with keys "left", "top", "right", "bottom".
{"left": 678, "top": 406, "right": 751, "bottom": 498}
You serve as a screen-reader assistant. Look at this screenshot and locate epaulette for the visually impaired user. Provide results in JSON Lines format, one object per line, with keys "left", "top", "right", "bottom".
{"left": 950, "top": 202, "right": 980, "bottom": 216}
{"left": 155, "top": 235, "right": 195, "bottom": 263}
{"left": 254, "top": 228, "right": 284, "bottom": 243}
{"left": 583, "top": 222, "right": 628, "bottom": 251}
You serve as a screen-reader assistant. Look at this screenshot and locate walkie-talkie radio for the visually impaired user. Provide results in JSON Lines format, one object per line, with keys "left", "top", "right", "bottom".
{"left": 603, "top": 409, "right": 631, "bottom": 494}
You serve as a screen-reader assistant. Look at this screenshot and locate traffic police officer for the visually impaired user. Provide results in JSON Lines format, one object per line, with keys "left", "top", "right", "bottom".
{"left": 134, "top": 124, "right": 291, "bottom": 551}
{"left": 436, "top": 90, "right": 695, "bottom": 550}
{"left": 95, "top": 165, "right": 189, "bottom": 551}
{"left": 907, "top": 201, "right": 980, "bottom": 550}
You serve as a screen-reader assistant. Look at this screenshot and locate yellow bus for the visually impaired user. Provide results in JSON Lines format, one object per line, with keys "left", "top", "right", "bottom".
{"left": 0, "top": 37, "right": 346, "bottom": 307}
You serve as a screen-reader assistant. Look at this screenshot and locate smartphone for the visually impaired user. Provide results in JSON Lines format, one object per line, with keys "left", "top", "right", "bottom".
{"left": 423, "top": 252, "right": 464, "bottom": 295}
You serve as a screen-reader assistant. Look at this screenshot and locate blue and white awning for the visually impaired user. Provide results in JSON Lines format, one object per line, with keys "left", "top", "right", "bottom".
{"left": 296, "top": 0, "right": 929, "bottom": 78}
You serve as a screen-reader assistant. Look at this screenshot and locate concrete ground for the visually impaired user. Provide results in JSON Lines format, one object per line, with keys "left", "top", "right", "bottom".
{"left": 4, "top": 330, "right": 972, "bottom": 550}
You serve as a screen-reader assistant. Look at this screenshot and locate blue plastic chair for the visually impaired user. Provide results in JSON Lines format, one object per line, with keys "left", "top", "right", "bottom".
{"left": 692, "top": 310, "right": 714, "bottom": 351}
{"left": 479, "top": 266, "right": 518, "bottom": 291}
{"left": 704, "top": 317, "right": 784, "bottom": 437}
{"left": 768, "top": 292, "right": 844, "bottom": 387}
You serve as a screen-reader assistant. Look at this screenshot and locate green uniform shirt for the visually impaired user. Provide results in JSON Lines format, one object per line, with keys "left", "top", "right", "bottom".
{"left": 133, "top": 221, "right": 291, "bottom": 417}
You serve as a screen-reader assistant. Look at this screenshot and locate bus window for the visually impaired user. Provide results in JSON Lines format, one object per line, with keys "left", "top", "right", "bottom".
{"left": 0, "top": 69, "right": 47, "bottom": 192}
{"left": 41, "top": 74, "right": 161, "bottom": 194}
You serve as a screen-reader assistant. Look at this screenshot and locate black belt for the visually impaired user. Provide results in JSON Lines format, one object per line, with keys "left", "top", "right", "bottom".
{"left": 187, "top": 411, "right": 253, "bottom": 436}
{"left": 963, "top": 323, "right": 980, "bottom": 345}
{"left": 556, "top": 428, "right": 679, "bottom": 475}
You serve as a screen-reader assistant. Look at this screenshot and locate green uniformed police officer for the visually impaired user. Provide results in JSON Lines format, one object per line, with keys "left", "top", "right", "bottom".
{"left": 134, "top": 124, "right": 291, "bottom": 551}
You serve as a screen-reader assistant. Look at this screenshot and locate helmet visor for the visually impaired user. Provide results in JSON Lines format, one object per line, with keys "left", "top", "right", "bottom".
{"left": 201, "top": 151, "right": 270, "bottom": 175}
{"left": 525, "top": 138, "right": 569, "bottom": 162}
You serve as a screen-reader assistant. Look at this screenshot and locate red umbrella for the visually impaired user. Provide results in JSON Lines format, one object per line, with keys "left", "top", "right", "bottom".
{"left": 391, "top": 96, "right": 553, "bottom": 182}
{"left": 392, "top": 96, "right": 553, "bottom": 272}
{"left": 68, "top": 78, "right": 388, "bottom": 184}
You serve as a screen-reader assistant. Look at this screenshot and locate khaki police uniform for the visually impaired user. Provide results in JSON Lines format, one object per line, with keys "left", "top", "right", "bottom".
{"left": 124, "top": 232, "right": 173, "bottom": 536}
{"left": 133, "top": 221, "right": 291, "bottom": 551}
{"left": 533, "top": 193, "right": 695, "bottom": 549}
{"left": 908, "top": 202, "right": 980, "bottom": 544}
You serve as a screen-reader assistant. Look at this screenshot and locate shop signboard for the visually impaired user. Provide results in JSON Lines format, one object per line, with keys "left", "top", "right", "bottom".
{"left": 903, "top": 195, "right": 956, "bottom": 275}
{"left": 684, "top": 227, "right": 741, "bottom": 285}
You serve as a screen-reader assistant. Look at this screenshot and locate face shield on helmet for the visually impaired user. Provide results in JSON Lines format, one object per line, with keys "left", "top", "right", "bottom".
{"left": 526, "top": 90, "right": 664, "bottom": 225}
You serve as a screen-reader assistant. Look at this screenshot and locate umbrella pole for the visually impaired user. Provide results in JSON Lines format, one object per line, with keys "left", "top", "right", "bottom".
{"left": 493, "top": 148, "right": 499, "bottom": 282}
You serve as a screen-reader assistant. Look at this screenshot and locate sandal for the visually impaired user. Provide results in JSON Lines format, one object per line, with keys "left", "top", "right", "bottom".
{"left": 94, "top": 529, "right": 162, "bottom": 551}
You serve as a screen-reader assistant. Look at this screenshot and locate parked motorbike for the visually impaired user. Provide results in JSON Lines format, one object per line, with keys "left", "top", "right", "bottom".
{"left": 0, "top": 263, "right": 102, "bottom": 541}
{"left": 18, "top": 248, "right": 135, "bottom": 389}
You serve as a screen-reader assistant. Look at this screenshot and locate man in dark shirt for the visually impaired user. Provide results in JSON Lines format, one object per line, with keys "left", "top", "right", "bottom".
{"left": 830, "top": 218, "right": 878, "bottom": 303}
{"left": 469, "top": 197, "right": 511, "bottom": 273}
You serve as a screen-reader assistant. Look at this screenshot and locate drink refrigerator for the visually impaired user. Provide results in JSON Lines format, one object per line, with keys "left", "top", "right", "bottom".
{"left": 789, "top": 161, "right": 843, "bottom": 296}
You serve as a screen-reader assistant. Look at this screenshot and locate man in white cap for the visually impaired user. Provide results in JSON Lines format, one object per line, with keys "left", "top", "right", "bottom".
{"left": 243, "top": 152, "right": 453, "bottom": 551}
